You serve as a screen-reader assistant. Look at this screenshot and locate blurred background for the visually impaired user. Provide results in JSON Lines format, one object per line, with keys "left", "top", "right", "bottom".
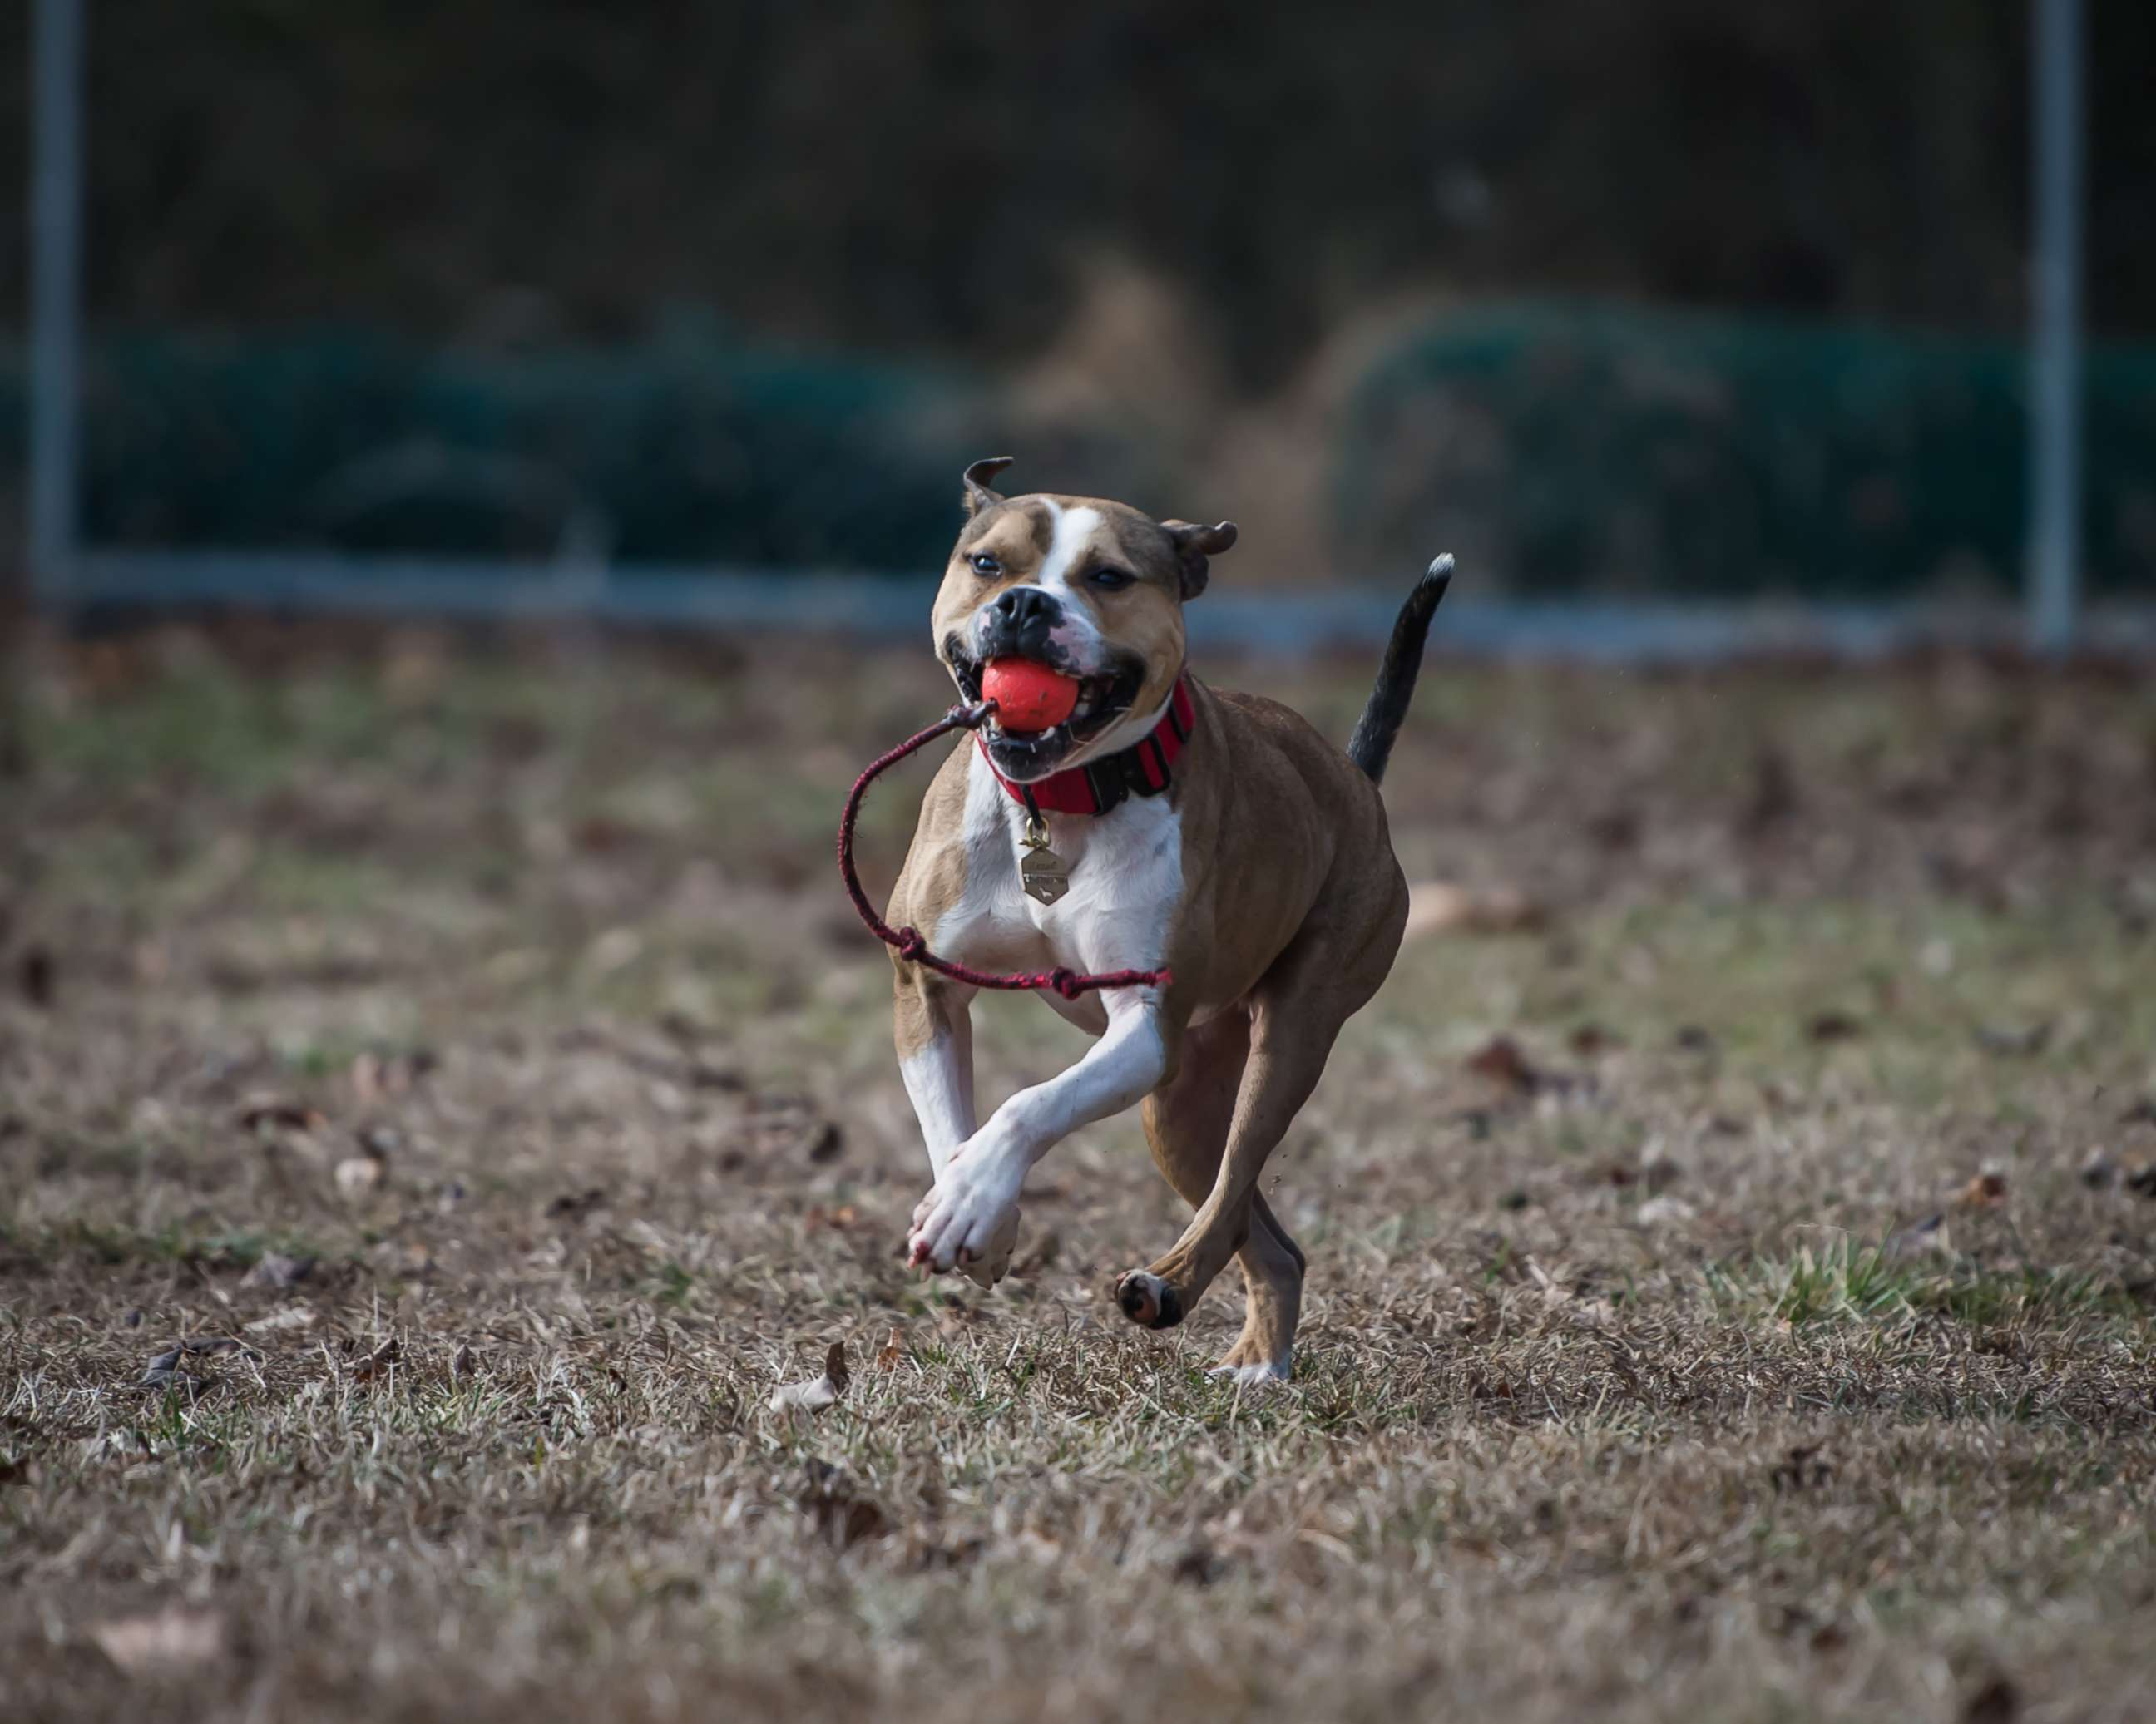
{"left": 4, "top": 0, "right": 2153, "bottom": 650}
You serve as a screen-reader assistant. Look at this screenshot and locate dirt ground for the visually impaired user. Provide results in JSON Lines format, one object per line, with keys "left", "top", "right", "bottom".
{"left": 3, "top": 625, "right": 2154, "bottom": 1723}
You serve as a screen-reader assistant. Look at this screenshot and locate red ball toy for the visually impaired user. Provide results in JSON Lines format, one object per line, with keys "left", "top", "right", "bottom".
{"left": 982, "top": 658, "right": 1080, "bottom": 732}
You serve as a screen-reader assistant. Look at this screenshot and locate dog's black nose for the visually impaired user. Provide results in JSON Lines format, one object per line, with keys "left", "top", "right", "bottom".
{"left": 991, "top": 586, "right": 1058, "bottom": 633}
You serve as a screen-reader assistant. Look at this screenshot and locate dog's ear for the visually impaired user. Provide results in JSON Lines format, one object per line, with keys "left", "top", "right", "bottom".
{"left": 1162, "top": 519, "right": 1238, "bottom": 600}
{"left": 962, "top": 457, "right": 1016, "bottom": 520}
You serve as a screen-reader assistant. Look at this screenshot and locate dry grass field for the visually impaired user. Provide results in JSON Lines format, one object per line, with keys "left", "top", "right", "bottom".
{"left": 3, "top": 625, "right": 2154, "bottom": 1722}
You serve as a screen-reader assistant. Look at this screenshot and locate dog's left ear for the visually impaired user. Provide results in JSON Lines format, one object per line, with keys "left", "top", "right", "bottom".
{"left": 962, "top": 457, "right": 1016, "bottom": 520}
{"left": 1163, "top": 520, "right": 1238, "bottom": 600}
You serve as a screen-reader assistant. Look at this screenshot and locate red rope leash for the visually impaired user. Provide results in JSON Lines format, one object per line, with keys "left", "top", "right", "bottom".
{"left": 836, "top": 699, "right": 1174, "bottom": 1000}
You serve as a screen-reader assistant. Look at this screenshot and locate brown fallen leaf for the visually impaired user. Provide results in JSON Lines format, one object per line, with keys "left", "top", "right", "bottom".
{"left": 1172, "top": 1542, "right": 1224, "bottom": 1586}
{"left": 1770, "top": 1444, "right": 1832, "bottom": 1493}
{"left": 349, "top": 1051, "right": 384, "bottom": 1106}
{"left": 90, "top": 1605, "right": 225, "bottom": 1673}
{"left": 1956, "top": 1171, "right": 2009, "bottom": 1208}
{"left": 874, "top": 1327, "right": 905, "bottom": 1370}
{"left": 347, "top": 1336, "right": 403, "bottom": 1381}
{"left": 1013, "top": 1529, "right": 1065, "bottom": 1565}
{"left": 798, "top": 1459, "right": 888, "bottom": 1549}
{"left": 1738, "top": 748, "right": 1798, "bottom": 836}
{"left": 239, "top": 1099, "right": 327, "bottom": 1134}
{"left": 1807, "top": 1010, "right": 1865, "bottom": 1044}
{"left": 138, "top": 1336, "right": 251, "bottom": 1390}
{"left": 904, "top": 1530, "right": 986, "bottom": 1571}
{"left": 1961, "top": 1673, "right": 2020, "bottom": 1724}
{"left": 1466, "top": 1035, "right": 1542, "bottom": 1096}
{"left": 736, "top": 1094, "right": 846, "bottom": 1168}
{"left": 20, "top": 946, "right": 55, "bottom": 1008}
{"left": 241, "top": 1252, "right": 315, "bottom": 1291}
{"left": 1975, "top": 1023, "right": 2051, "bottom": 1058}
{"left": 139, "top": 1346, "right": 185, "bottom": 1390}
{"left": 334, "top": 1154, "right": 384, "bottom": 1198}
{"left": 769, "top": 1341, "right": 849, "bottom": 1414}
{"left": 1884, "top": 1213, "right": 1949, "bottom": 1260}
{"left": 1568, "top": 1023, "right": 1624, "bottom": 1056}
{"left": 1402, "top": 881, "right": 1546, "bottom": 941}
{"left": 804, "top": 1203, "right": 860, "bottom": 1231}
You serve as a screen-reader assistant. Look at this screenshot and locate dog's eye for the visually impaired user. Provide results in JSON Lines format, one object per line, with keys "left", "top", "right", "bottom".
{"left": 1089, "top": 566, "right": 1135, "bottom": 591}
{"left": 969, "top": 552, "right": 1001, "bottom": 576}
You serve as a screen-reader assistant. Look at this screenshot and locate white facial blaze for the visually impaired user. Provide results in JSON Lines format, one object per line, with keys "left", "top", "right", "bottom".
{"left": 970, "top": 498, "right": 1112, "bottom": 673}
{"left": 1033, "top": 501, "right": 1104, "bottom": 597}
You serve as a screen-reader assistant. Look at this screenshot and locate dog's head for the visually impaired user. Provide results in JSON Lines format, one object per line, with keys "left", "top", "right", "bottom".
{"left": 934, "top": 457, "right": 1236, "bottom": 783}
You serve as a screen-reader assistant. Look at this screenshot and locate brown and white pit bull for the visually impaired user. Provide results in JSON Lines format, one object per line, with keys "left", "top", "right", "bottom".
{"left": 890, "top": 457, "right": 1451, "bottom": 1383}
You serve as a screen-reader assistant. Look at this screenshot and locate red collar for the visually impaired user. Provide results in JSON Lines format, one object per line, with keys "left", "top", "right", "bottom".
{"left": 978, "top": 676, "right": 1197, "bottom": 816}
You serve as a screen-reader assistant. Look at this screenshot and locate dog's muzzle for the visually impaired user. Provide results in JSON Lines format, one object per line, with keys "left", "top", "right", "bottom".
{"left": 975, "top": 585, "right": 1064, "bottom": 664}
{"left": 944, "top": 595, "right": 1149, "bottom": 782}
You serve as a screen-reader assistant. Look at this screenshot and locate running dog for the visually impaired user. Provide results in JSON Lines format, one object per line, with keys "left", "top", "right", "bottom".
{"left": 888, "top": 457, "right": 1450, "bottom": 1381}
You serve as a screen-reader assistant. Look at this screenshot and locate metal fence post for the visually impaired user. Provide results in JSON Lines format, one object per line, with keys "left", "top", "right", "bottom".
{"left": 2027, "top": 0, "right": 2085, "bottom": 657}
{"left": 28, "top": 0, "right": 85, "bottom": 614}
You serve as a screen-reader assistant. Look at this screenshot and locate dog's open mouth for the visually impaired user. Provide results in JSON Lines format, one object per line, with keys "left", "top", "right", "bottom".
{"left": 946, "top": 644, "right": 1144, "bottom": 779}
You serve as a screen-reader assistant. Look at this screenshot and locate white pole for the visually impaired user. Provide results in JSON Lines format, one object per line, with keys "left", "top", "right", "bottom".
{"left": 28, "top": 0, "right": 85, "bottom": 613}
{"left": 2027, "top": 0, "right": 2085, "bottom": 656}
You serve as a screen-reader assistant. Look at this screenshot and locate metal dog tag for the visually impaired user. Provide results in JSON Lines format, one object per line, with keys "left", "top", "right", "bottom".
{"left": 1019, "top": 815, "right": 1071, "bottom": 906}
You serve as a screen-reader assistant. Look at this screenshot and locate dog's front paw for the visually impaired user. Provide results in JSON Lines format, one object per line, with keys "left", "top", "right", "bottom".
{"left": 907, "top": 1152, "right": 1023, "bottom": 1279}
{"left": 953, "top": 1205, "right": 1020, "bottom": 1289}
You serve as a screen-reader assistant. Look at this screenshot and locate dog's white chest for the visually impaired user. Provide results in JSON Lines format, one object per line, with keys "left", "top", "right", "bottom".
{"left": 953, "top": 748, "right": 1182, "bottom": 975}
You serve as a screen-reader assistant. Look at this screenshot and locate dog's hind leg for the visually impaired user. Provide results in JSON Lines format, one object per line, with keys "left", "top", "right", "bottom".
{"left": 1136, "top": 1010, "right": 1306, "bottom": 1382}
{"left": 1210, "top": 1194, "right": 1304, "bottom": 1383}
{"left": 1140, "top": 1010, "right": 1247, "bottom": 1203}
{"left": 1118, "top": 1000, "right": 1334, "bottom": 1342}
{"left": 1118, "top": 878, "right": 1404, "bottom": 1349}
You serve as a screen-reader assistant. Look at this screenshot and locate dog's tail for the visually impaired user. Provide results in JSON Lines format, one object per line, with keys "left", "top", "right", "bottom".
{"left": 1345, "top": 554, "right": 1454, "bottom": 785}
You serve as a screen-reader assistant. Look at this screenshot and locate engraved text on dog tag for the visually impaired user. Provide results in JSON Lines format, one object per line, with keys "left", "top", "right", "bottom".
{"left": 1019, "top": 815, "right": 1070, "bottom": 906}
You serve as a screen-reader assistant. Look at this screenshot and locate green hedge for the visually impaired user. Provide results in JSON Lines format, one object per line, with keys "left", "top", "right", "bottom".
{"left": 4, "top": 304, "right": 2152, "bottom": 597}
{"left": 61, "top": 322, "right": 999, "bottom": 571}
{"left": 1335, "top": 302, "right": 2156, "bottom": 598}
